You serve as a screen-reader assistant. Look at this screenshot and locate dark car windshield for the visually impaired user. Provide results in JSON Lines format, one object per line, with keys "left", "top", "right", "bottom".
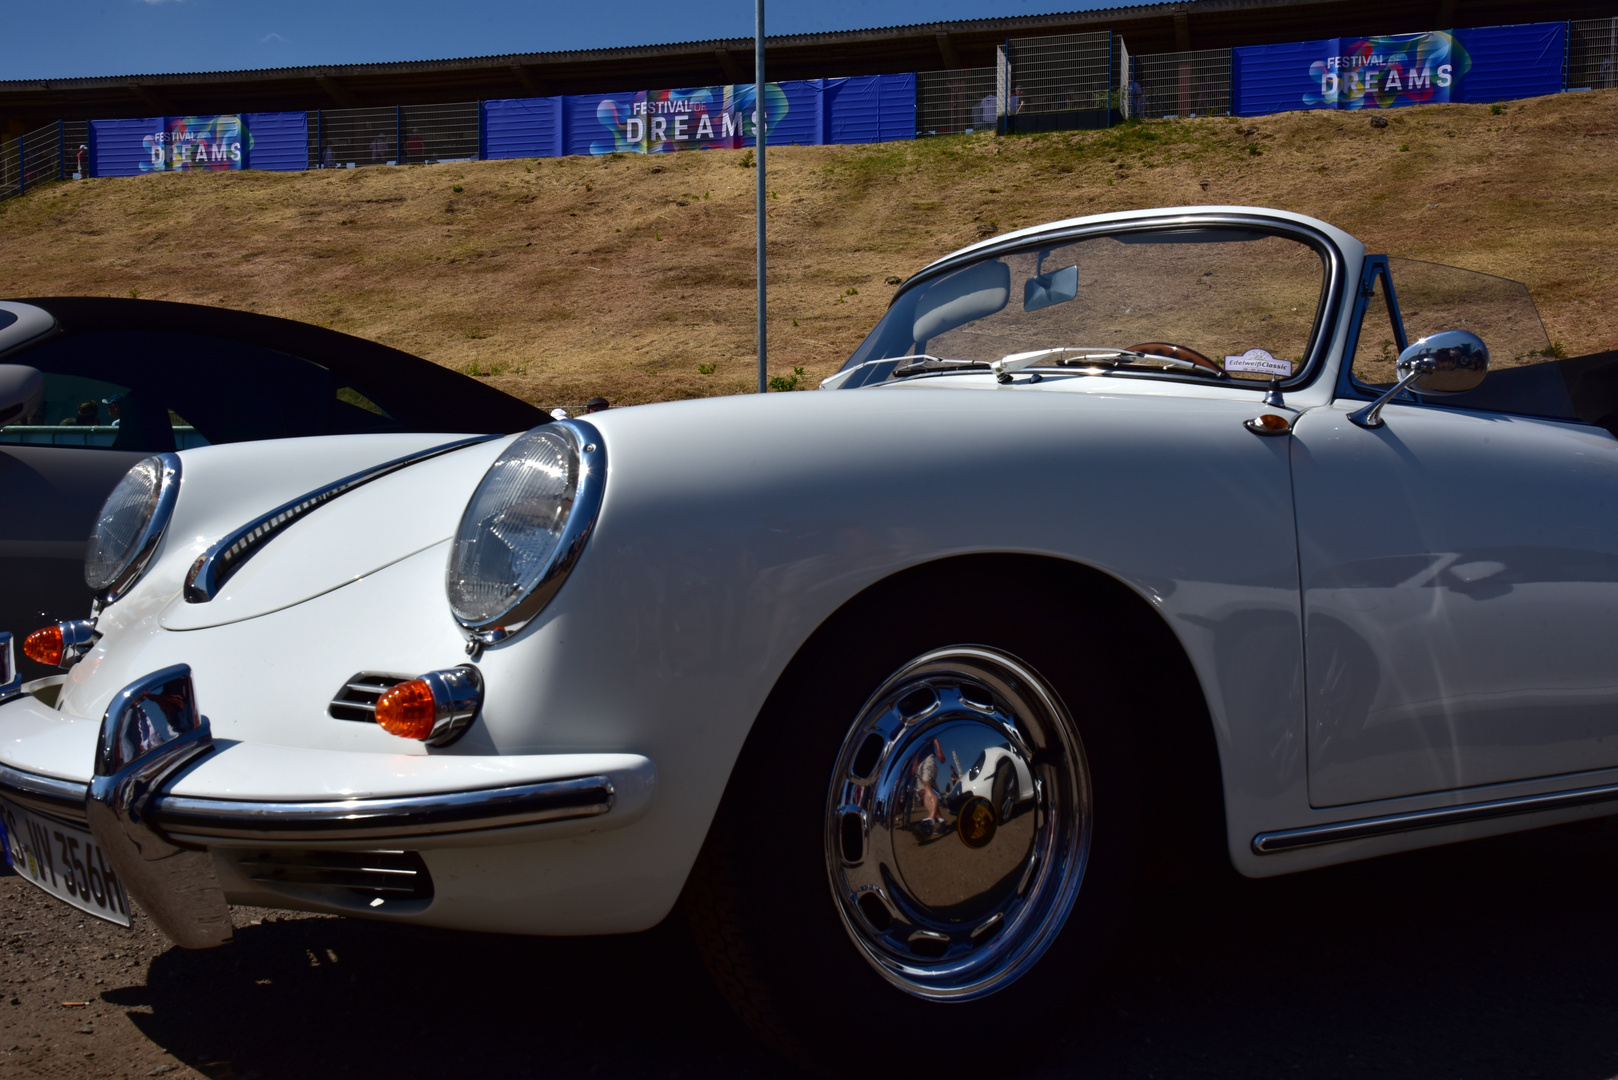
{"left": 0, "top": 330, "right": 404, "bottom": 453}
{"left": 841, "top": 226, "right": 1329, "bottom": 384}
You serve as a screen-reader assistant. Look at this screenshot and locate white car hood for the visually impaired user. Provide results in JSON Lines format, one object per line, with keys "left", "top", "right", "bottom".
{"left": 157, "top": 433, "right": 512, "bottom": 630}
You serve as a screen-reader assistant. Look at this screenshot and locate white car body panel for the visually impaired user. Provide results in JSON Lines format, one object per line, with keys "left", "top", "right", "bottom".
{"left": 1293, "top": 401, "right": 1618, "bottom": 805}
{"left": 6, "top": 206, "right": 1614, "bottom": 940}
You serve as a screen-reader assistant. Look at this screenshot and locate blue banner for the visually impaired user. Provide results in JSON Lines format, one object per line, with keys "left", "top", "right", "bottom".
{"left": 1233, "top": 22, "right": 1565, "bottom": 115}
{"left": 482, "top": 96, "right": 565, "bottom": 160}
{"left": 821, "top": 74, "right": 917, "bottom": 144}
{"left": 90, "top": 112, "right": 306, "bottom": 176}
{"left": 1452, "top": 23, "right": 1566, "bottom": 103}
{"left": 482, "top": 75, "right": 915, "bottom": 157}
{"left": 240, "top": 112, "right": 308, "bottom": 171}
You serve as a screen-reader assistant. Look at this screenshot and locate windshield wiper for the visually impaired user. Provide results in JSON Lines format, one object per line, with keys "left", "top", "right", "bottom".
{"left": 890, "top": 355, "right": 993, "bottom": 377}
{"left": 992, "top": 346, "right": 1225, "bottom": 382}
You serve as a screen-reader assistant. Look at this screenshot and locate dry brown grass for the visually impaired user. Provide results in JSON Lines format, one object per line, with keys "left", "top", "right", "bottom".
{"left": 1, "top": 89, "right": 1614, "bottom": 407}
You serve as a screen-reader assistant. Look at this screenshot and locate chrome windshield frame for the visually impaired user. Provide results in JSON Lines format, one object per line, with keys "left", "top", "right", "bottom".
{"left": 847, "top": 212, "right": 1346, "bottom": 394}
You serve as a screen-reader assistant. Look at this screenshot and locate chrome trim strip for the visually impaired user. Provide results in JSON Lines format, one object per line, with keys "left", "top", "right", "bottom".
{"left": 150, "top": 774, "right": 615, "bottom": 842}
{"left": 0, "top": 761, "right": 90, "bottom": 825}
{"left": 0, "top": 760, "right": 615, "bottom": 843}
{"left": 184, "top": 433, "right": 505, "bottom": 603}
{"left": 1252, "top": 781, "right": 1618, "bottom": 854}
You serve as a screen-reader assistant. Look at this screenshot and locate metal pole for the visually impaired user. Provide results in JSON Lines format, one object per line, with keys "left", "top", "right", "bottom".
{"left": 58, "top": 121, "right": 64, "bottom": 181}
{"left": 756, "top": 0, "right": 767, "bottom": 393}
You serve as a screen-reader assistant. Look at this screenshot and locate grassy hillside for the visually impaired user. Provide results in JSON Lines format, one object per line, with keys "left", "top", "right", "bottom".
{"left": 1, "top": 89, "right": 1613, "bottom": 407}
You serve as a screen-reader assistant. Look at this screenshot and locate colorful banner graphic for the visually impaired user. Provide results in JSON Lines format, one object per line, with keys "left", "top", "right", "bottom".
{"left": 143, "top": 114, "right": 246, "bottom": 172}
{"left": 1233, "top": 21, "right": 1565, "bottom": 115}
{"left": 1304, "top": 32, "right": 1469, "bottom": 108}
{"left": 581, "top": 82, "right": 790, "bottom": 155}
{"left": 90, "top": 112, "right": 307, "bottom": 176}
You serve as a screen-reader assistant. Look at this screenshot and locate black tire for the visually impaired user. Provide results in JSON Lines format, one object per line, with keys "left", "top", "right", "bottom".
{"left": 684, "top": 577, "right": 1146, "bottom": 1071}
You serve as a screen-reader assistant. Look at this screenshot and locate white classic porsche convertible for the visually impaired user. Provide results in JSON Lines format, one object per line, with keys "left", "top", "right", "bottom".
{"left": 3, "top": 206, "right": 1617, "bottom": 1060}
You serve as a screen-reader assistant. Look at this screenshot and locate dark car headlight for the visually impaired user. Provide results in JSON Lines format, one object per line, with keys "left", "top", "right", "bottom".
{"left": 85, "top": 453, "right": 181, "bottom": 601}
{"left": 445, "top": 420, "right": 605, "bottom": 637}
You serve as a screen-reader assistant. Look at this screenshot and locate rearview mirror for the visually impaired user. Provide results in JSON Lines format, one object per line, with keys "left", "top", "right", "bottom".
{"left": 0, "top": 365, "right": 43, "bottom": 427}
{"left": 1024, "top": 265, "right": 1077, "bottom": 312}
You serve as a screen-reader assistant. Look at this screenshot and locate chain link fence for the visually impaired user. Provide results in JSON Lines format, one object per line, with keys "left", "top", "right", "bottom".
{"left": 916, "top": 67, "right": 998, "bottom": 135}
{"left": 1131, "top": 49, "right": 1232, "bottom": 118}
{"left": 309, "top": 102, "right": 481, "bottom": 169}
{"left": 1004, "top": 31, "right": 1114, "bottom": 133}
{"left": 310, "top": 106, "right": 397, "bottom": 168}
{"left": 1568, "top": 18, "right": 1617, "bottom": 90}
{"left": 1, "top": 120, "right": 91, "bottom": 202}
{"left": 403, "top": 102, "right": 479, "bottom": 162}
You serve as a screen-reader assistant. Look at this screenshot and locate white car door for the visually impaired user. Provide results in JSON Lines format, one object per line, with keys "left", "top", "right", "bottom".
{"left": 1291, "top": 259, "right": 1618, "bottom": 807}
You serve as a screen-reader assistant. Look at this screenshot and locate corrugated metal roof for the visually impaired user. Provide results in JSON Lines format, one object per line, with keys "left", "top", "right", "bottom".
{"left": 0, "top": 0, "right": 1291, "bottom": 88}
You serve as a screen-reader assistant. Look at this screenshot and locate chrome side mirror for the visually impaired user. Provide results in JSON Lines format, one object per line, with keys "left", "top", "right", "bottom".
{"left": 1348, "top": 330, "right": 1489, "bottom": 429}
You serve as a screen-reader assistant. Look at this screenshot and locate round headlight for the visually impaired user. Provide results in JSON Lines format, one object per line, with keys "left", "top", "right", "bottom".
{"left": 85, "top": 453, "right": 181, "bottom": 600}
{"left": 445, "top": 421, "right": 605, "bottom": 634}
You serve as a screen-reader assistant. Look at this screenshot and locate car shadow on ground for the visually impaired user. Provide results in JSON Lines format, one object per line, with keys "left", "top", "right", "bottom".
{"left": 101, "top": 819, "right": 1618, "bottom": 1080}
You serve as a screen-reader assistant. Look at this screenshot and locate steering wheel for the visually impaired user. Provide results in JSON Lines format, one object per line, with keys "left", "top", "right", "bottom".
{"left": 1127, "top": 342, "right": 1222, "bottom": 375}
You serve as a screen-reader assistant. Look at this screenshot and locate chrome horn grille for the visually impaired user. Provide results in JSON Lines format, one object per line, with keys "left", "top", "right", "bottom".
{"left": 234, "top": 849, "right": 433, "bottom": 907}
{"left": 328, "top": 673, "right": 409, "bottom": 723}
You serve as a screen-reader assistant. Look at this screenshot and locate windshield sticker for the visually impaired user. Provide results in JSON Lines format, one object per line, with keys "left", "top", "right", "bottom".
{"left": 1223, "top": 348, "right": 1293, "bottom": 377}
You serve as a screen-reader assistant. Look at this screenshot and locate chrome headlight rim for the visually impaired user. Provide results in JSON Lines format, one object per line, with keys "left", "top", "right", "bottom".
{"left": 446, "top": 419, "right": 606, "bottom": 637}
{"left": 85, "top": 452, "right": 182, "bottom": 603}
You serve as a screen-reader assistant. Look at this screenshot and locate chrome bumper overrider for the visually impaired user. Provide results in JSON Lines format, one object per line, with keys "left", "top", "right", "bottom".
{"left": 0, "top": 665, "right": 619, "bottom": 949}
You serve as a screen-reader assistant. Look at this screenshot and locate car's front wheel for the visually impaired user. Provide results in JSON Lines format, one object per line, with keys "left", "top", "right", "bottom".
{"left": 686, "top": 593, "right": 1143, "bottom": 1067}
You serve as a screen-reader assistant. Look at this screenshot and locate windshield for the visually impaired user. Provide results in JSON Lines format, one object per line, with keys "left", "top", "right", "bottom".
{"left": 841, "top": 226, "right": 1329, "bottom": 384}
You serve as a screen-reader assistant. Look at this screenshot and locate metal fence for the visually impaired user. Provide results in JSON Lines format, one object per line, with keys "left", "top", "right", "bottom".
{"left": 308, "top": 102, "right": 479, "bottom": 169}
{"left": 0, "top": 120, "right": 91, "bottom": 202}
{"left": 1568, "top": 18, "right": 1618, "bottom": 90}
{"left": 1004, "top": 31, "right": 1114, "bottom": 132}
{"left": 1132, "top": 49, "right": 1232, "bottom": 118}
{"left": 916, "top": 67, "right": 998, "bottom": 135}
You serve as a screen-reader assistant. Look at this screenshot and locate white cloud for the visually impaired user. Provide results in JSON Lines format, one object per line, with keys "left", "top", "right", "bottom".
{"left": 261, "top": 32, "right": 288, "bottom": 43}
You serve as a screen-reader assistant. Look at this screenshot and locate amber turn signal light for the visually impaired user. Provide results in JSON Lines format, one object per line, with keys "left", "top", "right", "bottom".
{"left": 22, "top": 625, "right": 63, "bottom": 667}
{"left": 373, "top": 667, "right": 484, "bottom": 746}
{"left": 21, "top": 620, "right": 96, "bottom": 669}
{"left": 375, "top": 679, "right": 438, "bottom": 741}
{"left": 1244, "top": 412, "right": 1292, "bottom": 436}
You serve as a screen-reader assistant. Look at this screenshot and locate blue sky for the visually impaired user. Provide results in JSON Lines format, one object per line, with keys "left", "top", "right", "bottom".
{"left": 5, "top": 0, "right": 1113, "bottom": 81}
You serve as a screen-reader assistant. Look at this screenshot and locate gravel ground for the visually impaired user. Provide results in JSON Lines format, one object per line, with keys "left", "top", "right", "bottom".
{"left": 6, "top": 818, "right": 1618, "bottom": 1079}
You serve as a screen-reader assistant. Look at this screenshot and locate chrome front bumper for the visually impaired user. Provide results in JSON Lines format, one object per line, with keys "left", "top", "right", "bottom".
{"left": 1, "top": 665, "right": 646, "bottom": 949}
{"left": 1, "top": 761, "right": 617, "bottom": 841}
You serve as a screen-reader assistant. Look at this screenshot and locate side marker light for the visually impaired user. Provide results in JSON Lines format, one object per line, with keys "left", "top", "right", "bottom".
{"left": 23, "top": 621, "right": 96, "bottom": 669}
{"left": 374, "top": 666, "right": 484, "bottom": 747}
{"left": 1244, "top": 413, "right": 1292, "bottom": 436}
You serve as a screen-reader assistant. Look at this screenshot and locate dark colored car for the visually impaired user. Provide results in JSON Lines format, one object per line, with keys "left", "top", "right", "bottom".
{"left": 0, "top": 297, "right": 543, "bottom": 681}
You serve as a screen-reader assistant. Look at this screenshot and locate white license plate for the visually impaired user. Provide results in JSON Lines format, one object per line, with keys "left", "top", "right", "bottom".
{"left": 0, "top": 796, "right": 132, "bottom": 927}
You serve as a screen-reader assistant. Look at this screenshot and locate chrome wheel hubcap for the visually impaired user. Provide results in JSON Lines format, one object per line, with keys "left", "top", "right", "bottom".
{"left": 824, "top": 646, "right": 1092, "bottom": 1001}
